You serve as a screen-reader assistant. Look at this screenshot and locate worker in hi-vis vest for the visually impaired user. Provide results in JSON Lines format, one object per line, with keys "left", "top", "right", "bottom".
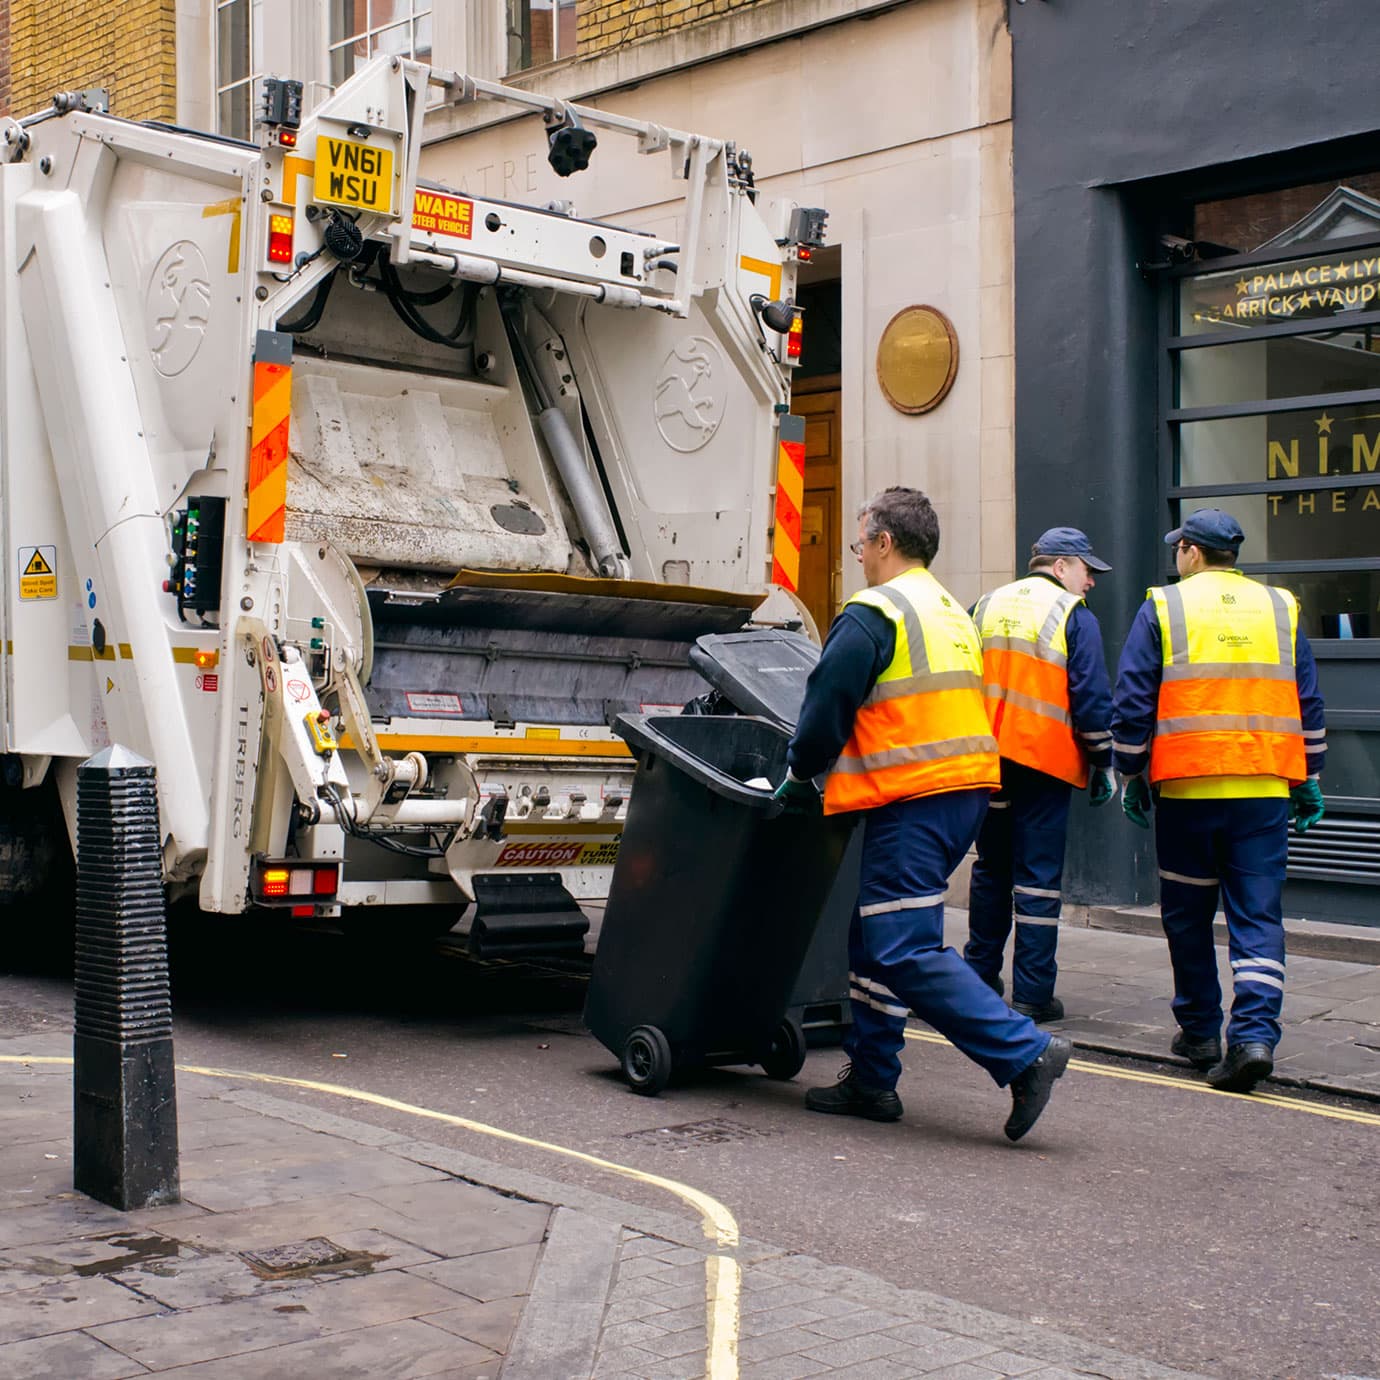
{"left": 774, "top": 487, "right": 1072, "bottom": 1143}
{"left": 963, "top": 528, "right": 1115, "bottom": 1023}
{"left": 1110, "top": 508, "right": 1326, "bottom": 1094}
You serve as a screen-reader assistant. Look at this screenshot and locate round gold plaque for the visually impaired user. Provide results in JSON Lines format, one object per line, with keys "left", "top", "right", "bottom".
{"left": 876, "top": 305, "right": 958, "bottom": 415}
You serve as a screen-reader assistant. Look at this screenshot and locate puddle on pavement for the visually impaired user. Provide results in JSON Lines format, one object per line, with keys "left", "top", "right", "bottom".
{"left": 73, "top": 1233, "right": 184, "bottom": 1277}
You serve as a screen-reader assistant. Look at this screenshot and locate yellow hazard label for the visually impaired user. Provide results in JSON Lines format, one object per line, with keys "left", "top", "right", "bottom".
{"left": 524, "top": 726, "right": 560, "bottom": 740}
{"left": 314, "top": 136, "right": 394, "bottom": 214}
{"left": 18, "top": 546, "right": 57, "bottom": 600}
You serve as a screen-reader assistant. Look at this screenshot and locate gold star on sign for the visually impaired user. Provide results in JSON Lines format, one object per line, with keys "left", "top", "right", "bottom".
{"left": 1335, "top": 260, "right": 1350, "bottom": 280}
{"left": 1316, "top": 412, "right": 1334, "bottom": 436}
{"left": 1236, "top": 278, "right": 1249, "bottom": 295}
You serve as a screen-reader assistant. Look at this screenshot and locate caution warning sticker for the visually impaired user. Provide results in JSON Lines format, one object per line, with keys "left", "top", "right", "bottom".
{"left": 493, "top": 838, "right": 621, "bottom": 869}
{"left": 412, "top": 190, "right": 473, "bottom": 239}
{"left": 18, "top": 546, "right": 57, "bottom": 600}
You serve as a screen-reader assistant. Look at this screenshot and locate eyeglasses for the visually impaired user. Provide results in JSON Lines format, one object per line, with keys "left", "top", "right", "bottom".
{"left": 849, "top": 540, "right": 865, "bottom": 556}
{"left": 1176, "top": 541, "right": 1194, "bottom": 553}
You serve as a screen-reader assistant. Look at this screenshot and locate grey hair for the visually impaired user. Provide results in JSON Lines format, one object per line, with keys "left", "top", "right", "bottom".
{"left": 857, "top": 486, "right": 940, "bottom": 564}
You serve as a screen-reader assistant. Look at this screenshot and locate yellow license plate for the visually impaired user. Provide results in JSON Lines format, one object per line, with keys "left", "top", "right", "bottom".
{"left": 313, "top": 136, "right": 394, "bottom": 214}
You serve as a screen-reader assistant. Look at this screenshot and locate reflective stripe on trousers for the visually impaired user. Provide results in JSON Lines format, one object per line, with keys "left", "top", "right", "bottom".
{"left": 1154, "top": 795, "right": 1289, "bottom": 1049}
{"left": 963, "top": 759, "right": 1073, "bottom": 1006}
{"left": 844, "top": 789, "right": 1048, "bottom": 1090}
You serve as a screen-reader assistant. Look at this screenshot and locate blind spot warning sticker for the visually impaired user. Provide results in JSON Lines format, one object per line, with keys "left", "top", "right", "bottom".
{"left": 18, "top": 546, "right": 57, "bottom": 600}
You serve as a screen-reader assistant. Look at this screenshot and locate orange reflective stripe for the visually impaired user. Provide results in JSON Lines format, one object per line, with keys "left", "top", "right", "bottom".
{"left": 986, "top": 700, "right": 1086, "bottom": 786}
{"left": 1158, "top": 677, "right": 1301, "bottom": 721}
{"left": 848, "top": 686, "right": 994, "bottom": 749}
{"left": 247, "top": 358, "right": 290, "bottom": 544}
{"left": 981, "top": 649, "right": 1071, "bottom": 711}
{"left": 825, "top": 751, "right": 999, "bottom": 814}
{"left": 771, "top": 415, "right": 805, "bottom": 592}
{"left": 1151, "top": 731, "right": 1306, "bottom": 785}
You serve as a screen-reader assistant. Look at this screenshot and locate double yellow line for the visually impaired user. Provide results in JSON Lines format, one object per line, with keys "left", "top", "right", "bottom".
{"left": 903, "top": 1027, "right": 1380, "bottom": 1127}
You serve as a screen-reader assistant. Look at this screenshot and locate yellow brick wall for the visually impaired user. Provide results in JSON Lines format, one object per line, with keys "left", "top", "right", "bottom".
{"left": 0, "top": 0, "right": 12, "bottom": 116}
{"left": 577, "top": 0, "right": 772, "bottom": 59}
{"left": 8, "top": 0, "right": 176, "bottom": 121}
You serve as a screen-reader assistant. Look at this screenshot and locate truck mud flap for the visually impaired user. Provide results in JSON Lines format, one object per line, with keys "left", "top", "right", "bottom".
{"left": 469, "top": 873, "right": 590, "bottom": 958}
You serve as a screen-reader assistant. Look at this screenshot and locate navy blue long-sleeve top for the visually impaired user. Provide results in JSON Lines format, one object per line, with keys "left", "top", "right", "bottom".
{"left": 787, "top": 603, "right": 894, "bottom": 782}
{"left": 1111, "top": 597, "right": 1327, "bottom": 780}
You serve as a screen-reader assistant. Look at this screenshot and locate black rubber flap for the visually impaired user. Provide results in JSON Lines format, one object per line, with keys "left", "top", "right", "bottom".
{"left": 469, "top": 872, "right": 589, "bottom": 958}
{"left": 689, "top": 629, "right": 820, "bottom": 730}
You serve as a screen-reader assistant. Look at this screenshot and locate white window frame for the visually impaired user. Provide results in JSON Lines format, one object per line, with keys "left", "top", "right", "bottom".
{"left": 506, "top": 0, "right": 578, "bottom": 76}
{"left": 213, "top": 0, "right": 265, "bottom": 139}
{"left": 328, "top": 0, "right": 434, "bottom": 90}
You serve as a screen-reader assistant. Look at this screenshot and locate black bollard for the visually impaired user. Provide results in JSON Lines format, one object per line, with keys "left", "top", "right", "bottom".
{"left": 73, "top": 746, "right": 180, "bottom": 1210}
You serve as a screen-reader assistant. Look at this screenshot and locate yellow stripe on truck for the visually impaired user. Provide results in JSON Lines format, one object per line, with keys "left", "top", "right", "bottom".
{"left": 338, "top": 732, "right": 632, "bottom": 759}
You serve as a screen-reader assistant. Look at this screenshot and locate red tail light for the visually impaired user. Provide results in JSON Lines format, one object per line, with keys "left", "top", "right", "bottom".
{"left": 786, "top": 311, "right": 804, "bottom": 361}
{"left": 268, "top": 213, "right": 294, "bottom": 265}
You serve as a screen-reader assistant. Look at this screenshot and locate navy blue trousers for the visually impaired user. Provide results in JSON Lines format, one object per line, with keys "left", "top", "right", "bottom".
{"left": 845, "top": 789, "right": 1049, "bottom": 1090}
{"left": 1155, "top": 796, "right": 1289, "bottom": 1049}
{"left": 964, "top": 761, "right": 1072, "bottom": 1007}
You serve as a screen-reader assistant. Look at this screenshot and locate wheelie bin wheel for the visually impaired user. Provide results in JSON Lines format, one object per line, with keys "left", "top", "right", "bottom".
{"left": 622, "top": 1025, "right": 673, "bottom": 1095}
{"left": 760, "top": 1016, "right": 807, "bottom": 1081}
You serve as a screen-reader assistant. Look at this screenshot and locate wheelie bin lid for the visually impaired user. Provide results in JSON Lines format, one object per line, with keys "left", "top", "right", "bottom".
{"left": 688, "top": 628, "right": 820, "bottom": 731}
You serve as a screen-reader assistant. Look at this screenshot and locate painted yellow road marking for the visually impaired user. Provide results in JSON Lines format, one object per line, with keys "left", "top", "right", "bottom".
{"left": 902, "top": 1028, "right": 1380, "bottom": 1127}
{"left": 0, "top": 1055, "right": 741, "bottom": 1378}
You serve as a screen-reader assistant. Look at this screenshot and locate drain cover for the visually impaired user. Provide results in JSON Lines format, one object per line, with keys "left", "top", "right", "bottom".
{"left": 240, "top": 1238, "right": 368, "bottom": 1280}
{"left": 622, "top": 1117, "right": 775, "bottom": 1148}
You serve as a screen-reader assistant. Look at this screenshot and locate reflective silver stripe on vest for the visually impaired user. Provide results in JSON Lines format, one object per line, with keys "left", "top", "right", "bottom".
{"left": 1040, "top": 590, "right": 1081, "bottom": 646}
{"left": 973, "top": 593, "right": 992, "bottom": 630}
{"left": 1156, "top": 713, "right": 1303, "bottom": 735}
{"left": 868, "top": 669, "right": 984, "bottom": 703}
{"left": 858, "top": 893, "right": 945, "bottom": 918}
{"left": 983, "top": 684, "right": 1072, "bottom": 726}
{"left": 867, "top": 582, "right": 931, "bottom": 674}
{"left": 833, "top": 735, "right": 998, "bottom": 773}
{"left": 1162, "top": 661, "right": 1295, "bottom": 682}
{"left": 1303, "top": 728, "right": 1327, "bottom": 741}
{"left": 1265, "top": 585, "right": 1295, "bottom": 659}
{"left": 977, "top": 633, "right": 1068, "bottom": 668}
{"left": 1161, "top": 584, "right": 1190, "bottom": 666}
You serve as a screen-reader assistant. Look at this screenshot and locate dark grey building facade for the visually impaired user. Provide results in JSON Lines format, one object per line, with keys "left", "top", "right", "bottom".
{"left": 1010, "top": 0, "right": 1380, "bottom": 924}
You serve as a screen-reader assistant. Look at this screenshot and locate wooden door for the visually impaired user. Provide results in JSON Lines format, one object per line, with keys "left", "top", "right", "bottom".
{"left": 791, "top": 375, "right": 843, "bottom": 635}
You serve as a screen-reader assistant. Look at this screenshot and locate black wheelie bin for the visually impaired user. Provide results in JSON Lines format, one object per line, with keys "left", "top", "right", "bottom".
{"left": 688, "top": 630, "right": 861, "bottom": 1050}
{"left": 584, "top": 709, "right": 856, "bottom": 1095}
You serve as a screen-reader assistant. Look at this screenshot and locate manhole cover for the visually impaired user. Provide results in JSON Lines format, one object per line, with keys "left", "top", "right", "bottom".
{"left": 240, "top": 1238, "right": 379, "bottom": 1280}
{"left": 622, "top": 1117, "right": 775, "bottom": 1149}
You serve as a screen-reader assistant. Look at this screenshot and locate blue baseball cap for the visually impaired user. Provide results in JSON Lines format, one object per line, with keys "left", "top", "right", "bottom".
{"left": 1164, "top": 508, "right": 1245, "bottom": 553}
{"left": 1032, "top": 526, "right": 1112, "bottom": 572}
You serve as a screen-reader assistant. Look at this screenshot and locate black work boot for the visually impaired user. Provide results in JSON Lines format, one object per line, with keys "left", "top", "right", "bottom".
{"left": 1004, "top": 1035, "right": 1071, "bottom": 1142}
{"left": 805, "top": 1064, "right": 902, "bottom": 1122}
{"left": 1170, "top": 1029, "right": 1222, "bottom": 1071}
{"left": 1206, "top": 1042, "right": 1273, "bottom": 1094}
{"left": 1012, "top": 997, "right": 1065, "bottom": 1024}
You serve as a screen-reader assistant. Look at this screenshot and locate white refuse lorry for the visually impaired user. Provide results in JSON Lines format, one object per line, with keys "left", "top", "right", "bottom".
{"left": 0, "top": 56, "right": 824, "bottom": 953}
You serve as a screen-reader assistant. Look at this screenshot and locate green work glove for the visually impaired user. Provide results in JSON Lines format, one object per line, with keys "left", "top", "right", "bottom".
{"left": 1290, "top": 779, "right": 1325, "bottom": 834}
{"left": 1121, "top": 774, "right": 1152, "bottom": 830}
{"left": 1089, "top": 766, "right": 1116, "bottom": 808}
{"left": 772, "top": 773, "right": 821, "bottom": 816}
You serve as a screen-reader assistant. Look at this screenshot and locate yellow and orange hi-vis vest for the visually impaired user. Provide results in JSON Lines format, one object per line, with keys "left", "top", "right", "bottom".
{"left": 824, "top": 566, "right": 1000, "bottom": 815}
{"left": 973, "top": 576, "right": 1087, "bottom": 788}
{"left": 1148, "top": 569, "right": 1306, "bottom": 789}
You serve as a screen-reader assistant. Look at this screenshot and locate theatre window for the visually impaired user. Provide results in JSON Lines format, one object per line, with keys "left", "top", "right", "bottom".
{"left": 1167, "top": 177, "right": 1380, "bottom": 641}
